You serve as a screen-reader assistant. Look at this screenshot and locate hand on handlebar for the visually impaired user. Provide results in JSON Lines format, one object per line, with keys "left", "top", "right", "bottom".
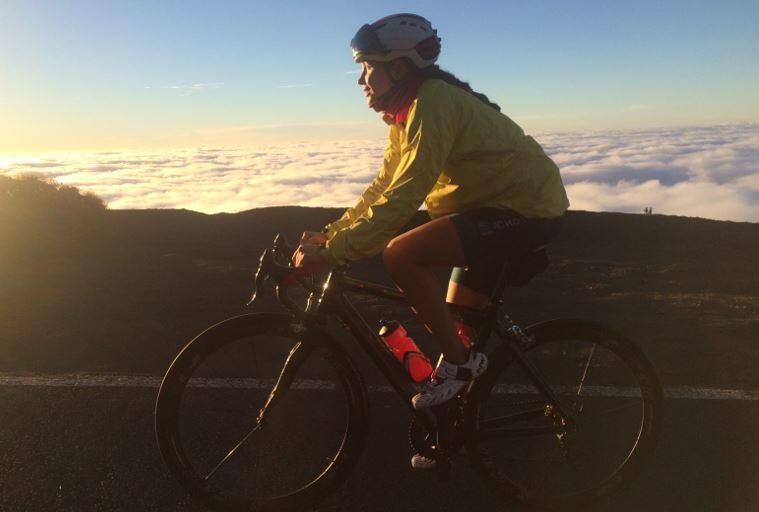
{"left": 300, "top": 230, "right": 328, "bottom": 245}
{"left": 291, "top": 242, "right": 325, "bottom": 275}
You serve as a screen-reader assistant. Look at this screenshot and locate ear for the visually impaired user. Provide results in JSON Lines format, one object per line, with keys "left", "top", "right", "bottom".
{"left": 389, "top": 59, "right": 412, "bottom": 81}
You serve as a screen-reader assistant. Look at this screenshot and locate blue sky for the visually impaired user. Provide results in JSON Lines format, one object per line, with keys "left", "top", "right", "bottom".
{"left": 1, "top": 0, "right": 758, "bottom": 151}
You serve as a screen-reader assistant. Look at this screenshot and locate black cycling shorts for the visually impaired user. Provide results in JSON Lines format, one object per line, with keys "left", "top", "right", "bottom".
{"left": 447, "top": 207, "right": 563, "bottom": 296}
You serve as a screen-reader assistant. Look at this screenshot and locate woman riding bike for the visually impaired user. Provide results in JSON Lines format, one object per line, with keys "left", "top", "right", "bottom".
{"left": 292, "top": 13, "right": 569, "bottom": 467}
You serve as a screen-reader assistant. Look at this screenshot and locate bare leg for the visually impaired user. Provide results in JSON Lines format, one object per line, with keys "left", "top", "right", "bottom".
{"left": 446, "top": 281, "right": 491, "bottom": 310}
{"left": 383, "top": 216, "right": 473, "bottom": 364}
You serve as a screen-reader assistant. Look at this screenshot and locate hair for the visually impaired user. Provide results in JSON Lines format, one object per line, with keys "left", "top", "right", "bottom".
{"left": 415, "top": 64, "right": 501, "bottom": 112}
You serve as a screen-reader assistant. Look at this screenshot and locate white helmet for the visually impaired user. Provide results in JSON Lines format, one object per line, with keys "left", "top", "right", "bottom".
{"left": 350, "top": 13, "right": 441, "bottom": 69}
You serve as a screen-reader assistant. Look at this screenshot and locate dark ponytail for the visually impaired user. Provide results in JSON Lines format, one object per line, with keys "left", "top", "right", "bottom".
{"left": 416, "top": 65, "right": 501, "bottom": 112}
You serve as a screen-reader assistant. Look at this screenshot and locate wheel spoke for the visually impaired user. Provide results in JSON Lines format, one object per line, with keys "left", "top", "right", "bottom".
{"left": 576, "top": 343, "right": 596, "bottom": 396}
{"left": 205, "top": 421, "right": 264, "bottom": 481}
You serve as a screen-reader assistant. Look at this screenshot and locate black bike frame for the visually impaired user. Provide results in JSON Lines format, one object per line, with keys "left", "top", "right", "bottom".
{"left": 252, "top": 235, "right": 573, "bottom": 433}
{"left": 315, "top": 269, "right": 439, "bottom": 431}
{"left": 309, "top": 267, "right": 572, "bottom": 429}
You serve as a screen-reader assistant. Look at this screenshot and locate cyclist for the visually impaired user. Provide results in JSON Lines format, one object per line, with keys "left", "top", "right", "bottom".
{"left": 293, "top": 13, "right": 569, "bottom": 460}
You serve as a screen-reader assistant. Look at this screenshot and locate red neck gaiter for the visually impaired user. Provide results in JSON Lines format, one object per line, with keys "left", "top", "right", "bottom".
{"left": 382, "top": 77, "right": 425, "bottom": 125}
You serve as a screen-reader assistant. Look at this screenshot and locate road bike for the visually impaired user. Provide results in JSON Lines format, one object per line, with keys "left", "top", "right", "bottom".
{"left": 155, "top": 233, "right": 663, "bottom": 511}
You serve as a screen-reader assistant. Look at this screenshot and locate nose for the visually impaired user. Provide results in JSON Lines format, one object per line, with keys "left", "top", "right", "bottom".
{"left": 357, "top": 68, "right": 366, "bottom": 86}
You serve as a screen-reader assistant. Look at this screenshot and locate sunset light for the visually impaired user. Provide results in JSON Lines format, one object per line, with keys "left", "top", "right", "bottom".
{"left": 1, "top": 3, "right": 758, "bottom": 512}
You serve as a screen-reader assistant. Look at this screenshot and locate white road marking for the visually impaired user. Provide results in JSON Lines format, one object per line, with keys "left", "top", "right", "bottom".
{"left": 0, "top": 374, "right": 757, "bottom": 400}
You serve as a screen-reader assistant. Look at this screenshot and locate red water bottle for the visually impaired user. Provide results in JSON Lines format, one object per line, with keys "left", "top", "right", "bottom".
{"left": 378, "top": 321, "right": 433, "bottom": 382}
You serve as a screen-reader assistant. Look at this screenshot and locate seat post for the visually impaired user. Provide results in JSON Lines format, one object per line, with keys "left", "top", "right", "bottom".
{"left": 489, "top": 262, "right": 511, "bottom": 305}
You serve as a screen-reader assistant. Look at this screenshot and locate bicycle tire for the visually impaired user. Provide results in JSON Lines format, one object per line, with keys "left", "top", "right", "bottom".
{"left": 466, "top": 318, "right": 663, "bottom": 509}
{"left": 155, "top": 312, "right": 369, "bottom": 512}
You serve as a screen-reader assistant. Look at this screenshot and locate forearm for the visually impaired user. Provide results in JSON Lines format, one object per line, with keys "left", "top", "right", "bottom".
{"left": 323, "top": 202, "right": 417, "bottom": 265}
{"left": 322, "top": 163, "right": 439, "bottom": 265}
{"left": 323, "top": 175, "right": 391, "bottom": 239}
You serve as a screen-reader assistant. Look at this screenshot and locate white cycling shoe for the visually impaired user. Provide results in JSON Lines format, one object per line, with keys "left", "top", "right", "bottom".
{"left": 410, "top": 453, "right": 437, "bottom": 470}
{"left": 411, "top": 350, "right": 488, "bottom": 410}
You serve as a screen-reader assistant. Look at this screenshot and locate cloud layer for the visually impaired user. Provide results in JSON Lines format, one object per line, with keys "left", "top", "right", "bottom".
{"left": 2, "top": 124, "right": 757, "bottom": 222}
{"left": 539, "top": 124, "right": 759, "bottom": 222}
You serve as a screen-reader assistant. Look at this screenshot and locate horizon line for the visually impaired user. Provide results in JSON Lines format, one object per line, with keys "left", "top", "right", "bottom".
{"left": 2, "top": 120, "right": 757, "bottom": 157}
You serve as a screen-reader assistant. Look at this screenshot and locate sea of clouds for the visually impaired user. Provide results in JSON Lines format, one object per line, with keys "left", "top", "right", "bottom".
{"left": 2, "top": 123, "right": 757, "bottom": 222}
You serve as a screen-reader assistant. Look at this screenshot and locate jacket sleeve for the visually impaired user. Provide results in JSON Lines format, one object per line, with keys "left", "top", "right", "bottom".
{"left": 322, "top": 126, "right": 401, "bottom": 239}
{"left": 323, "top": 87, "right": 458, "bottom": 265}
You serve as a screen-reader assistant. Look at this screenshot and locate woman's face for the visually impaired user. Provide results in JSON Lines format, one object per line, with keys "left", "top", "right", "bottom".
{"left": 358, "top": 61, "right": 392, "bottom": 111}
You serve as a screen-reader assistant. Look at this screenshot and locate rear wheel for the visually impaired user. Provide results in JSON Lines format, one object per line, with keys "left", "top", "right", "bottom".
{"left": 467, "top": 319, "right": 663, "bottom": 509}
{"left": 155, "top": 313, "right": 369, "bottom": 512}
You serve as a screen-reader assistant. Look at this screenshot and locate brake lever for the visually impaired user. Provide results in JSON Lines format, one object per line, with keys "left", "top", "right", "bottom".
{"left": 273, "top": 233, "right": 296, "bottom": 265}
{"left": 248, "top": 233, "right": 323, "bottom": 309}
{"left": 247, "top": 246, "right": 318, "bottom": 310}
{"left": 247, "top": 249, "right": 273, "bottom": 306}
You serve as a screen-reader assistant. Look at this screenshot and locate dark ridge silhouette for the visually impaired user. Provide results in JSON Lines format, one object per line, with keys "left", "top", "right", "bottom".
{"left": 1, "top": 176, "right": 757, "bottom": 389}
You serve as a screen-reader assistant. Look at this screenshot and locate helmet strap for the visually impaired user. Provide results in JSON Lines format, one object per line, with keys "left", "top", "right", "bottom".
{"left": 368, "top": 62, "right": 416, "bottom": 111}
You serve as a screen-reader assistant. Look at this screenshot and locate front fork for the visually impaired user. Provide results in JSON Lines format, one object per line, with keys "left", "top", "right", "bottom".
{"left": 256, "top": 338, "right": 314, "bottom": 425}
{"left": 204, "top": 333, "right": 314, "bottom": 482}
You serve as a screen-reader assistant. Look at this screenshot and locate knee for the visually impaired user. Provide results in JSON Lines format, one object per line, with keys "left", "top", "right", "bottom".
{"left": 383, "top": 238, "right": 407, "bottom": 276}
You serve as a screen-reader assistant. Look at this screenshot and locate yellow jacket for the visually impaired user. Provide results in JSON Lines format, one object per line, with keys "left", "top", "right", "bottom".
{"left": 321, "top": 79, "right": 569, "bottom": 265}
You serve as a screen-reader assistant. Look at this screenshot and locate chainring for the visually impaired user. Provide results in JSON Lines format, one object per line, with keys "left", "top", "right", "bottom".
{"left": 408, "top": 401, "right": 468, "bottom": 459}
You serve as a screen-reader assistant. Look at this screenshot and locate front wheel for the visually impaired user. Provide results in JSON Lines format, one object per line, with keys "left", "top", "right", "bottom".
{"left": 467, "top": 319, "right": 663, "bottom": 509}
{"left": 155, "top": 313, "right": 369, "bottom": 512}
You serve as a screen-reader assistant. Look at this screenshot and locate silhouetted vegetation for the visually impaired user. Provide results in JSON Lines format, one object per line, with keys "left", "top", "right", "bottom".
{"left": 1, "top": 173, "right": 106, "bottom": 215}
{"left": 2, "top": 174, "right": 109, "bottom": 264}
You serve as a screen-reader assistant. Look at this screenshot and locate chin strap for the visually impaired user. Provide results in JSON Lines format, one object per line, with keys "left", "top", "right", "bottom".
{"left": 368, "top": 82, "right": 405, "bottom": 112}
{"left": 368, "top": 63, "right": 417, "bottom": 112}
{"left": 374, "top": 74, "right": 426, "bottom": 124}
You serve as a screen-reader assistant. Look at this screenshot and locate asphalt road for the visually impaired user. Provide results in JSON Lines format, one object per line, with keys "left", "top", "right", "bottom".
{"left": 1, "top": 383, "right": 758, "bottom": 512}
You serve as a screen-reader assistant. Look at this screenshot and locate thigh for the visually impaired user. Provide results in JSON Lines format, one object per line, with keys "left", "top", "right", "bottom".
{"left": 385, "top": 215, "right": 467, "bottom": 267}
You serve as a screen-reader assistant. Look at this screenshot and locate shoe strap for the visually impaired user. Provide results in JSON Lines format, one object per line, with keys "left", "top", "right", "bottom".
{"left": 454, "top": 366, "right": 472, "bottom": 381}
{"left": 435, "top": 358, "right": 473, "bottom": 381}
